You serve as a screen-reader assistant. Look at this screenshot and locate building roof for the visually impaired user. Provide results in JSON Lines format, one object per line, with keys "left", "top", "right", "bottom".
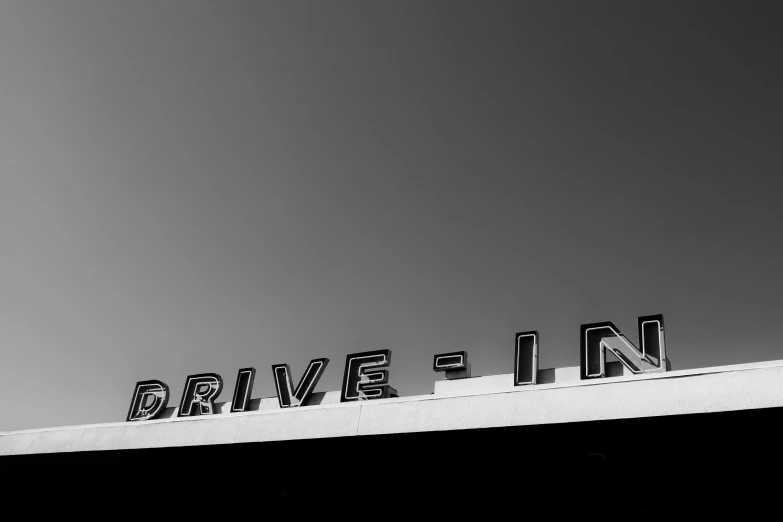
{"left": 3, "top": 359, "right": 783, "bottom": 456}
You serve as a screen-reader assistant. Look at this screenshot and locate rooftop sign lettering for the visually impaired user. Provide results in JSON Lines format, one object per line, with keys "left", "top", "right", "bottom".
{"left": 126, "top": 314, "right": 670, "bottom": 422}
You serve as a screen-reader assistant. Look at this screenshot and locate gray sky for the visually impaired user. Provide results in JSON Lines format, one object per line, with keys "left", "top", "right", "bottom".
{"left": 1, "top": 1, "right": 781, "bottom": 431}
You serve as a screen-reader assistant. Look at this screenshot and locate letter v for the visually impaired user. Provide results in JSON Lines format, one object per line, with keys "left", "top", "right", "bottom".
{"left": 271, "top": 358, "right": 330, "bottom": 408}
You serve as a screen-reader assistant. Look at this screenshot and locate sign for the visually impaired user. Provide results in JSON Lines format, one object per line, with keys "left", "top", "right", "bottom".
{"left": 341, "top": 350, "right": 397, "bottom": 401}
{"left": 178, "top": 373, "right": 222, "bottom": 417}
{"left": 126, "top": 314, "right": 670, "bottom": 421}
{"left": 230, "top": 368, "right": 256, "bottom": 412}
{"left": 273, "top": 358, "right": 329, "bottom": 407}
{"left": 581, "top": 314, "right": 668, "bottom": 378}
{"left": 126, "top": 380, "right": 169, "bottom": 422}
{"left": 433, "top": 351, "right": 471, "bottom": 379}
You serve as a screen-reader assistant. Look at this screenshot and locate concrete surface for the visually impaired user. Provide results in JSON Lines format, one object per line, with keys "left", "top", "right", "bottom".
{"left": 3, "top": 359, "right": 783, "bottom": 456}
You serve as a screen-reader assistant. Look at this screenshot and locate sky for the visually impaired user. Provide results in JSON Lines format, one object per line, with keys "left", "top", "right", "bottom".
{"left": 1, "top": 1, "right": 781, "bottom": 431}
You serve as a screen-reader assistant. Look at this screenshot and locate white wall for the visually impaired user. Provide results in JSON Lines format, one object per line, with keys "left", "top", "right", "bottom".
{"left": 3, "top": 360, "right": 783, "bottom": 456}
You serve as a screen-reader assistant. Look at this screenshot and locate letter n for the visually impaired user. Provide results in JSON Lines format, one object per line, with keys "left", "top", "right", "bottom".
{"left": 580, "top": 314, "right": 670, "bottom": 380}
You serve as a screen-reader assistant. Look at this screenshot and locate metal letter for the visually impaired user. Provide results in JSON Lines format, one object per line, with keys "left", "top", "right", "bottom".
{"left": 230, "top": 368, "right": 256, "bottom": 413}
{"left": 272, "top": 358, "right": 329, "bottom": 408}
{"left": 341, "top": 350, "right": 397, "bottom": 402}
{"left": 126, "top": 380, "right": 169, "bottom": 421}
{"left": 580, "top": 314, "right": 669, "bottom": 380}
{"left": 514, "top": 331, "right": 539, "bottom": 386}
{"left": 433, "top": 351, "right": 471, "bottom": 379}
{"left": 178, "top": 373, "right": 223, "bottom": 416}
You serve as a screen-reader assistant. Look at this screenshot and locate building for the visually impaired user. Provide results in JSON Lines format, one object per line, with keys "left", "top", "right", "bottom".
{"left": 2, "top": 358, "right": 782, "bottom": 515}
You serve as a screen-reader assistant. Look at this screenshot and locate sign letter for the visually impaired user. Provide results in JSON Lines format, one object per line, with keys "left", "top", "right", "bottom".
{"left": 178, "top": 373, "right": 223, "bottom": 416}
{"left": 272, "top": 358, "right": 329, "bottom": 408}
{"left": 127, "top": 380, "right": 170, "bottom": 422}
{"left": 514, "top": 331, "right": 539, "bottom": 386}
{"left": 341, "top": 350, "right": 397, "bottom": 402}
{"left": 580, "top": 314, "right": 669, "bottom": 379}
{"left": 433, "top": 351, "right": 471, "bottom": 379}
{"left": 230, "top": 368, "right": 256, "bottom": 413}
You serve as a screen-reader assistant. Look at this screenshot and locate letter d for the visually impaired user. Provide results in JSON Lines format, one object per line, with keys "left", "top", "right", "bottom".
{"left": 127, "top": 380, "right": 170, "bottom": 421}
